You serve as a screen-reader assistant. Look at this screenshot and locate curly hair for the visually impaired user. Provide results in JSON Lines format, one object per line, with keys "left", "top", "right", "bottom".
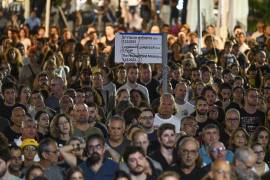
{"left": 50, "top": 113, "right": 73, "bottom": 139}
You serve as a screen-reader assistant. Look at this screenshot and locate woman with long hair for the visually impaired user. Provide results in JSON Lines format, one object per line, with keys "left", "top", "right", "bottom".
{"left": 50, "top": 113, "right": 73, "bottom": 146}
{"left": 228, "top": 127, "right": 250, "bottom": 152}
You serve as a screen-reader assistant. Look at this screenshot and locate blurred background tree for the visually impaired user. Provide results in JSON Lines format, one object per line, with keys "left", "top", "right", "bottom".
{"left": 248, "top": 0, "right": 270, "bottom": 32}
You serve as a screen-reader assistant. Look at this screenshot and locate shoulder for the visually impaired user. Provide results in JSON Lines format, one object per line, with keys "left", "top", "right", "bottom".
{"left": 104, "top": 158, "right": 119, "bottom": 169}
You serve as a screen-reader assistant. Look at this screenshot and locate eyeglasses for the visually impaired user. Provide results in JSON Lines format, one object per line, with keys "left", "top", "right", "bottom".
{"left": 24, "top": 146, "right": 37, "bottom": 152}
{"left": 254, "top": 150, "right": 265, "bottom": 155}
{"left": 88, "top": 144, "right": 103, "bottom": 151}
{"left": 181, "top": 149, "right": 198, "bottom": 156}
{"left": 140, "top": 116, "right": 153, "bottom": 120}
{"left": 211, "top": 147, "right": 226, "bottom": 154}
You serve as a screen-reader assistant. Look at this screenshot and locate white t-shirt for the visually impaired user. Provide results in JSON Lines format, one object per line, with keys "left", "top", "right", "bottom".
{"left": 175, "top": 101, "right": 195, "bottom": 121}
{"left": 154, "top": 114, "right": 181, "bottom": 133}
{"left": 252, "top": 162, "right": 270, "bottom": 175}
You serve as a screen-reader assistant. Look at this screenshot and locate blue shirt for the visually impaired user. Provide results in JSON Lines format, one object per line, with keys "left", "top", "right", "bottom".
{"left": 79, "top": 158, "right": 119, "bottom": 180}
{"left": 199, "top": 145, "right": 234, "bottom": 167}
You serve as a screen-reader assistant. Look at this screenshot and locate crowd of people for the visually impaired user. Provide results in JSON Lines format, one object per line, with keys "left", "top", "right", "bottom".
{"left": 0, "top": 0, "right": 270, "bottom": 180}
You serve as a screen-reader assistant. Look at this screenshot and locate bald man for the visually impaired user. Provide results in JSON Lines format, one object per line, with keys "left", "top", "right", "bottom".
{"left": 209, "top": 160, "right": 231, "bottom": 180}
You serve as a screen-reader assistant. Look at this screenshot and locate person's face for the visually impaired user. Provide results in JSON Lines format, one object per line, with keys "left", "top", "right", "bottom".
{"left": 88, "top": 106, "right": 97, "bottom": 122}
{"left": 45, "top": 143, "right": 59, "bottom": 164}
{"left": 209, "top": 106, "right": 219, "bottom": 120}
{"left": 130, "top": 91, "right": 142, "bottom": 106}
{"left": 233, "top": 88, "right": 243, "bottom": 101}
{"left": 117, "top": 90, "right": 129, "bottom": 102}
{"left": 191, "top": 70, "right": 201, "bottom": 82}
{"left": 202, "top": 72, "right": 211, "bottom": 85}
{"left": 20, "top": 87, "right": 31, "bottom": 102}
{"left": 108, "top": 120, "right": 125, "bottom": 142}
{"left": 202, "top": 128, "right": 219, "bottom": 146}
{"left": 87, "top": 138, "right": 105, "bottom": 164}
{"left": 245, "top": 90, "right": 259, "bottom": 107}
{"left": 233, "top": 130, "right": 247, "bottom": 148}
{"left": 253, "top": 145, "right": 265, "bottom": 164}
{"left": 31, "top": 93, "right": 44, "bottom": 108}
{"left": 196, "top": 99, "right": 208, "bottom": 115}
{"left": 75, "top": 92, "right": 85, "bottom": 104}
{"left": 175, "top": 84, "right": 187, "bottom": 100}
{"left": 60, "top": 96, "right": 74, "bottom": 113}
{"left": 117, "top": 68, "right": 126, "bottom": 80}
{"left": 159, "top": 129, "right": 176, "bottom": 149}
{"left": 138, "top": 111, "right": 154, "bottom": 129}
{"left": 74, "top": 104, "right": 89, "bottom": 123}
{"left": 127, "top": 152, "right": 146, "bottom": 175}
{"left": 211, "top": 161, "right": 231, "bottom": 180}
{"left": 91, "top": 74, "right": 103, "bottom": 89}
{"left": 12, "top": 108, "right": 26, "bottom": 127}
{"left": 220, "top": 89, "right": 231, "bottom": 101}
{"left": 70, "top": 171, "right": 84, "bottom": 180}
{"left": 231, "top": 65, "right": 240, "bottom": 76}
{"left": 223, "top": 73, "right": 233, "bottom": 84}
{"left": 50, "top": 79, "right": 63, "bottom": 93}
{"left": 133, "top": 133, "right": 149, "bottom": 154}
{"left": 105, "top": 26, "right": 114, "bottom": 36}
{"left": 237, "top": 154, "right": 257, "bottom": 170}
{"left": 179, "top": 141, "right": 199, "bottom": 167}
{"left": 23, "top": 145, "right": 37, "bottom": 161}
{"left": 127, "top": 68, "right": 139, "bottom": 83}
{"left": 181, "top": 119, "right": 198, "bottom": 136}
{"left": 3, "top": 88, "right": 16, "bottom": 105}
{"left": 225, "top": 112, "right": 240, "bottom": 132}
{"left": 171, "top": 69, "right": 181, "bottom": 80}
{"left": 256, "top": 52, "right": 266, "bottom": 65}
{"left": 257, "top": 131, "right": 269, "bottom": 148}
{"left": 9, "top": 149, "right": 22, "bottom": 172}
{"left": 28, "top": 168, "right": 43, "bottom": 180}
{"left": 140, "top": 67, "right": 151, "bottom": 82}
{"left": 159, "top": 96, "right": 174, "bottom": 116}
{"left": 22, "top": 121, "right": 37, "bottom": 139}
{"left": 205, "top": 90, "right": 216, "bottom": 106}
{"left": 195, "top": 83, "right": 204, "bottom": 96}
{"left": 210, "top": 143, "right": 227, "bottom": 161}
{"left": 58, "top": 116, "right": 71, "bottom": 134}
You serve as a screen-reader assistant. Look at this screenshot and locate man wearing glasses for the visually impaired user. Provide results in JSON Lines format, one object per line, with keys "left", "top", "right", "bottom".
{"left": 79, "top": 133, "right": 119, "bottom": 180}
{"left": 202, "top": 141, "right": 234, "bottom": 173}
{"left": 38, "top": 138, "right": 63, "bottom": 180}
{"left": 171, "top": 136, "right": 207, "bottom": 180}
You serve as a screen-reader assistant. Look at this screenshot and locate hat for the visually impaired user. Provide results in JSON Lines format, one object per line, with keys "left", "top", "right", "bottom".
{"left": 20, "top": 139, "right": 39, "bottom": 149}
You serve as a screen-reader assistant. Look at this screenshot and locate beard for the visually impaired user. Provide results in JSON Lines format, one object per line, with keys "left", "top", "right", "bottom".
{"left": 8, "top": 164, "right": 21, "bottom": 174}
{"left": 130, "top": 167, "right": 144, "bottom": 176}
{"left": 78, "top": 117, "right": 88, "bottom": 123}
{"left": 163, "top": 142, "right": 175, "bottom": 149}
{"left": 87, "top": 152, "right": 101, "bottom": 166}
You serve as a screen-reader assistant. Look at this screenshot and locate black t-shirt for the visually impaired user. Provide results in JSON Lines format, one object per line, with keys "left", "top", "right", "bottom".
{"left": 149, "top": 150, "right": 176, "bottom": 171}
{"left": 0, "top": 102, "right": 27, "bottom": 121}
{"left": 170, "top": 164, "right": 208, "bottom": 180}
{"left": 239, "top": 108, "right": 265, "bottom": 135}
{"left": 138, "top": 79, "right": 160, "bottom": 103}
{"left": 3, "top": 126, "right": 21, "bottom": 144}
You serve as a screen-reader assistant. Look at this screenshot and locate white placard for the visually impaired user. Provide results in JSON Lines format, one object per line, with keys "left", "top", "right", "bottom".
{"left": 115, "top": 33, "right": 163, "bottom": 64}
